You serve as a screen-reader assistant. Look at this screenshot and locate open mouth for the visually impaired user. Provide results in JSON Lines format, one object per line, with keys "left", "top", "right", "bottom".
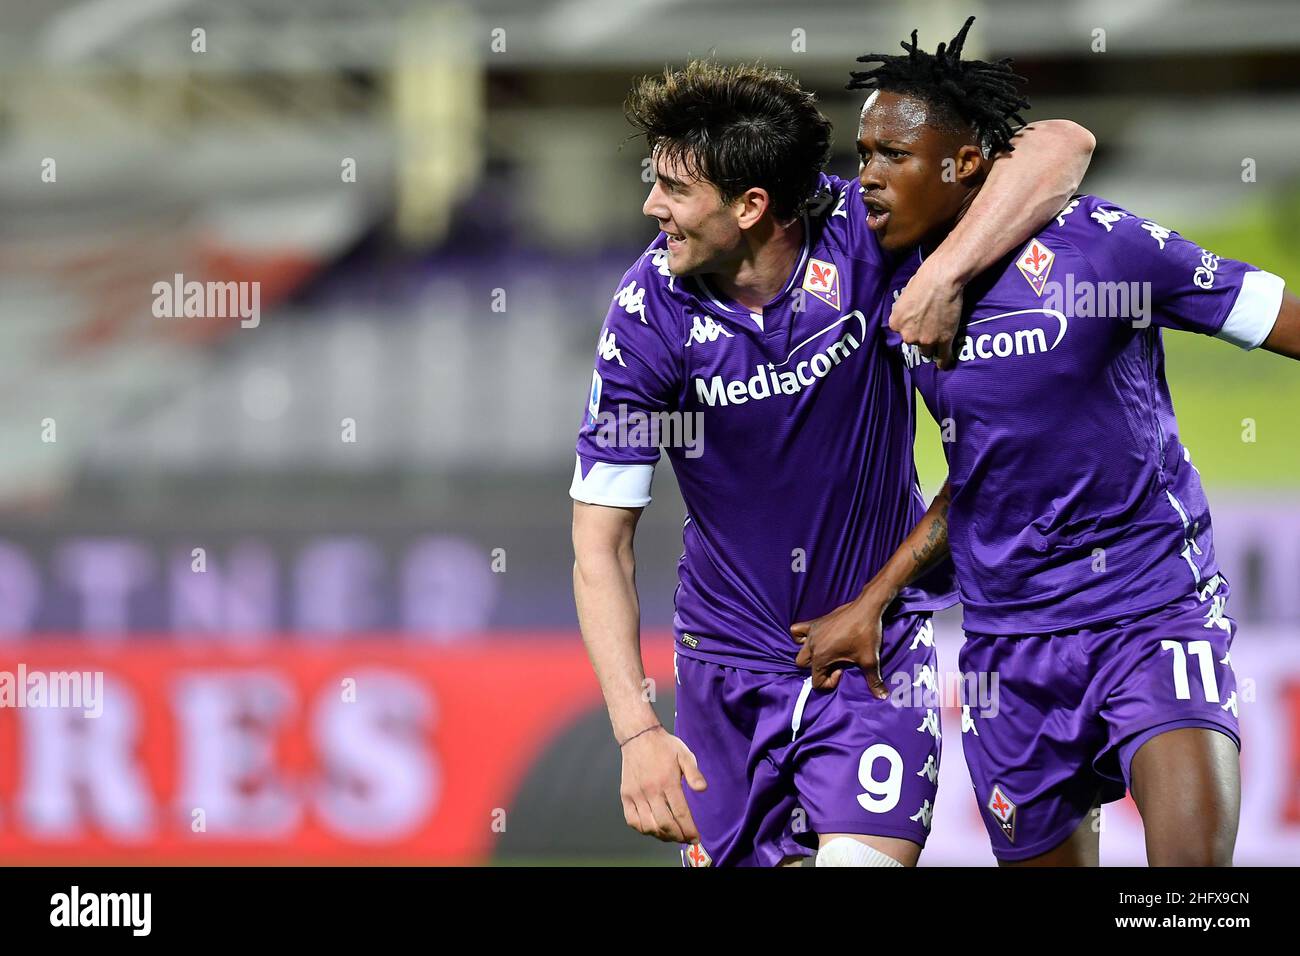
{"left": 665, "top": 231, "right": 686, "bottom": 250}
{"left": 863, "top": 197, "right": 891, "bottom": 231}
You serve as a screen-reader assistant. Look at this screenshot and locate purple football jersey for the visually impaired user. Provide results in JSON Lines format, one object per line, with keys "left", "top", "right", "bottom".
{"left": 572, "top": 173, "right": 956, "bottom": 672}
{"left": 891, "top": 194, "right": 1285, "bottom": 635}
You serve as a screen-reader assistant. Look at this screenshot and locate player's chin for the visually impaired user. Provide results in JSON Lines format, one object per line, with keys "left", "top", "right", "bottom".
{"left": 875, "top": 224, "right": 908, "bottom": 254}
{"left": 666, "top": 251, "right": 703, "bottom": 277}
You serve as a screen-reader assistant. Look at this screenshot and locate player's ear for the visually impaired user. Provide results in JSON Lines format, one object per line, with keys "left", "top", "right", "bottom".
{"left": 954, "top": 144, "right": 984, "bottom": 183}
{"left": 734, "top": 186, "right": 771, "bottom": 229}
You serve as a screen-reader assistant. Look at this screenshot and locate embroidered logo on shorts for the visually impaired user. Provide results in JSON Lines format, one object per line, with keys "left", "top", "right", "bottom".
{"left": 909, "top": 799, "right": 934, "bottom": 830}
{"left": 987, "top": 784, "right": 1017, "bottom": 844}
{"left": 916, "top": 754, "right": 939, "bottom": 784}
{"left": 680, "top": 634, "right": 700, "bottom": 649}
{"left": 683, "top": 842, "right": 712, "bottom": 867}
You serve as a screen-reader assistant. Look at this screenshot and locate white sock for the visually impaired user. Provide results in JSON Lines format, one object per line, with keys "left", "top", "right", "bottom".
{"left": 815, "top": 837, "right": 904, "bottom": 867}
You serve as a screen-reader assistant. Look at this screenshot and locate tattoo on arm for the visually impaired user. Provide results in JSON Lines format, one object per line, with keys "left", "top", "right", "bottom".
{"left": 908, "top": 486, "right": 952, "bottom": 573}
{"left": 909, "top": 515, "right": 947, "bottom": 570}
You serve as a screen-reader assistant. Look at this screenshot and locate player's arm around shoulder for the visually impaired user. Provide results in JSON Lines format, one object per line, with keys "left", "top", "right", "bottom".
{"left": 571, "top": 501, "right": 708, "bottom": 844}
{"left": 892, "top": 119, "right": 1096, "bottom": 366}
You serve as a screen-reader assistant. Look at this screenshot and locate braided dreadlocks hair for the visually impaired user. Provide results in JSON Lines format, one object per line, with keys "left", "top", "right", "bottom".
{"left": 847, "top": 16, "right": 1030, "bottom": 154}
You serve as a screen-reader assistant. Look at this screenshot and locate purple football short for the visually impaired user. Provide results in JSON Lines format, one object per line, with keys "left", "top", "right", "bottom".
{"left": 673, "top": 612, "right": 941, "bottom": 867}
{"left": 959, "top": 575, "right": 1241, "bottom": 862}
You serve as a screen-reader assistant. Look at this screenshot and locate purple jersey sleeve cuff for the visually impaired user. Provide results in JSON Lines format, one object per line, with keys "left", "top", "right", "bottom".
{"left": 1216, "top": 269, "right": 1284, "bottom": 350}
{"left": 569, "top": 455, "right": 654, "bottom": 508}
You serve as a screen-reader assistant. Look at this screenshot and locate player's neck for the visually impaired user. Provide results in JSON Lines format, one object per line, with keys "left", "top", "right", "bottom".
{"left": 918, "top": 187, "right": 982, "bottom": 260}
{"left": 710, "top": 216, "right": 805, "bottom": 314}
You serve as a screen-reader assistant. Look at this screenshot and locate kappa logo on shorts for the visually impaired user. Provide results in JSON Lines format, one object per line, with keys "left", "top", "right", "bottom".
{"left": 683, "top": 842, "right": 712, "bottom": 867}
{"left": 916, "top": 754, "right": 939, "bottom": 784}
{"left": 915, "top": 708, "right": 940, "bottom": 740}
{"left": 913, "top": 663, "right": 937, "bottom": 694}
{"left": 909, "top": 619, "right": 935, "bottom": 649}
{"left": 909, "top": 799, "right": 934, "bottom": 830}
{"left": 987, "top": 784, "right": 1017, "bottom": 844}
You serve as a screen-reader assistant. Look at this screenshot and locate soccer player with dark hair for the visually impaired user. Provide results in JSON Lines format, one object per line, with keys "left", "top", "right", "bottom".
{"left": 795, "top": 16, "right": 1300, "bottom": 865}
{"left": 571, "top": 56, "right": 1095, "bottom": 866}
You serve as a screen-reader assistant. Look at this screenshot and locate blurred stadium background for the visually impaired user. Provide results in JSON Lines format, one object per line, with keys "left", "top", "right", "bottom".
{"left": 0, "top": 0, "right": 1297, "bottom": 865}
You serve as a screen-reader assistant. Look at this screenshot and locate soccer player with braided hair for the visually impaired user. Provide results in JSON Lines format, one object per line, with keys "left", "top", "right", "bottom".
{"left": 795, "top": 15, "right": 1300, "bottom": 865}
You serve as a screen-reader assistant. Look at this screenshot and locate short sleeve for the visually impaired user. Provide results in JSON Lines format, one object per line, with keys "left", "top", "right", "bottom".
{"left": 1069, "top": 198, "right": 1284, "bottom": 349}
{"left": 570, "top": 255, "right": 683, "bottom": 507}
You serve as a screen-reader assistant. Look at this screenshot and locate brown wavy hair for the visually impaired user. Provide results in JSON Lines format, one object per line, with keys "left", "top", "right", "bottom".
{"left": 625, "top": 60, "right": 834, "bottom": 222}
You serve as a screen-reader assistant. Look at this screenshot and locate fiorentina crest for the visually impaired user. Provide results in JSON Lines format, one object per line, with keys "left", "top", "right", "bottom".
{"left": 683, "top": 842, "right": 712, "bottom": 867}
{"left": 1015, "top": 238, "right": 1055, "bottom": 297}
{"left": 802, "top": 258, "right": 840, "bottom": 310}
{"left": 987, "top": 784, "right": 1017, "bottom": 844}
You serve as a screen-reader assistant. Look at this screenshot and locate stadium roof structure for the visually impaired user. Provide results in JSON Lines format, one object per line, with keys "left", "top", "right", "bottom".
{"left": 2, "top": 0, "right": 1300, "bottom": 71}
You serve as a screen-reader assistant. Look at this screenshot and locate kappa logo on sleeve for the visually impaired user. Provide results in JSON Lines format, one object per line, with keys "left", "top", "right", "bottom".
{"left": 1015, "top": 239, "right": 1055, "bottom": 297}
{"left": 802, "top": 258, "right": 841, "bottom": 310}
{"left": 597, "top": 327, "right": 626, "bottom": 367}
{"left": 614, "top": 280, "right": 648, "bottom": 324}
{"left": 1090, "top": 207, "right": 1128, "bottom": 232}
{"left": 1140, "top": 220, "right": 1172, "bottom": 250}
{"left": 987, "top": 784, "right": 1017, "bottom": 843}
